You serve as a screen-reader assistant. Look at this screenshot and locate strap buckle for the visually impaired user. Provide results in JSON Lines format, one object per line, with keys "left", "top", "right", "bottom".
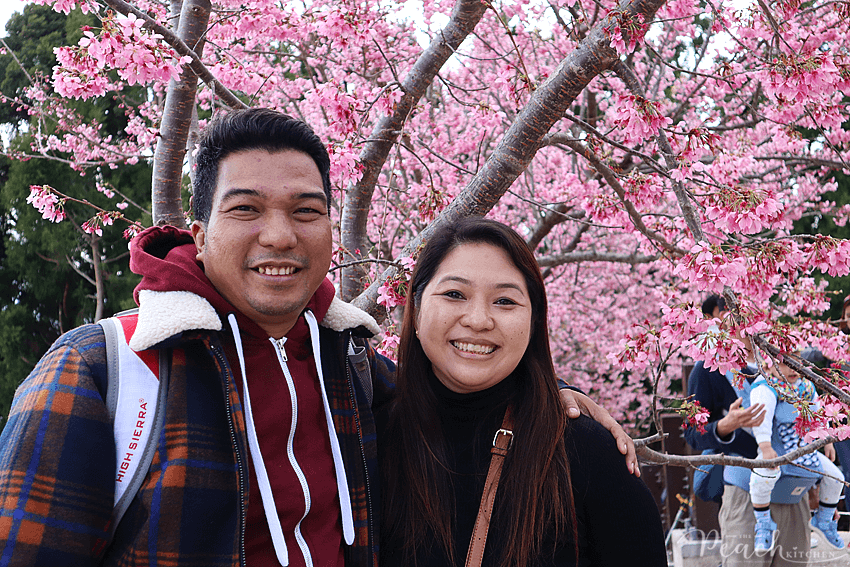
{"left": 493, "top": 428, "right": 513, "bottom": 450}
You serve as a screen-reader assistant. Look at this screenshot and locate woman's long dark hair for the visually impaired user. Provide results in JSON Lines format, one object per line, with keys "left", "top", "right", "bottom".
{"left": 381, "top": 217, "right": 575, "bottom": 567}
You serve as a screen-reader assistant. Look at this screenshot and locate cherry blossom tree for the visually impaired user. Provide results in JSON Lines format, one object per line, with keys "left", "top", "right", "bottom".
{"left": 4, "top": 0, "right": 850, "bottom": 468}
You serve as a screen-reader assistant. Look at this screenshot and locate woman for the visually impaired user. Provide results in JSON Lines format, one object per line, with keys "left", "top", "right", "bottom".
{"left": 378, "top": 217, "right": 666, "bottom": 567}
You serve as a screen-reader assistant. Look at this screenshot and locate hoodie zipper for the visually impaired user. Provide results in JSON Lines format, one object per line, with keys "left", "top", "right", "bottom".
{"left": 270, "top": 336, "right": 314, "bottom": 567}
{"left": 343, "top": 332, "right": 375, "bottom": 567}
{"left": 211, "top": 343, "right": 247, "bottom": 567}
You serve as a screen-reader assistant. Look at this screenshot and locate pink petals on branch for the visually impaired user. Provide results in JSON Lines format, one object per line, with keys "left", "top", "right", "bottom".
{"left": 27, "top": 185, "right": 66, "bottom": 223}
{"left": 81, "top": 211, "right": 116, "bottom": 237}
{"left": 604, "top": 11, "right": 648, "bottom": 56}
{"left": 377, "top": 256, "right": 416, "bottom": 309}
{"left": 52, "top": 13, "right": 186, "bottom": 99}
{"left": 763, "top": 53, "right": 842, "bottom": 105}
{"left": 678, "top": 399, "right": 710, "bottom": 435}
{"left": 805, "top": 236, "right": 850, "bottom": 277}
{"left": 673, "top": 243, "right": 748, "bottom": 292}
{"left": 611, "top": 94, "right": 672, "bottom": 145}
{"left": 704, "top": 186, "right": 783, "bottom": 234}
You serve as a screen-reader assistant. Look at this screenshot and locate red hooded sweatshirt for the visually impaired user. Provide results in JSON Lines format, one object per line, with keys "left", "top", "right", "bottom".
{"left": 130, "top": 226, "right": 343, "bottom": 567}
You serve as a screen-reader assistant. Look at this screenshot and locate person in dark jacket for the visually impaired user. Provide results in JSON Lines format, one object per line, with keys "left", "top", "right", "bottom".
{"left": 0, "top": 108, "right": 394, "bottom": 567}
{"left": 0, "top": 108, "right": 635, "bottom": 567}
{"left": 685, "top": 295, "right": 814, "bottom": 567}
{"left": 684, "top": 295, "right": 765, "bottom": 486}
{"left": 378, "top": 218, "right": 666, "bottom": 567}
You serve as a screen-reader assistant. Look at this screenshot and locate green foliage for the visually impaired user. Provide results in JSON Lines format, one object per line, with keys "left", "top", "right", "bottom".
{"left": 0, "top": 5, "right": 84, "bottom": 124}
{"left": 0, "top": 142, "right": 151, "bottom": 421}
{"left": 0, "top": 5, "right": 153, "bottom": 421}
{"left": 793, "top": 170, "right": 850, "bottom": 321}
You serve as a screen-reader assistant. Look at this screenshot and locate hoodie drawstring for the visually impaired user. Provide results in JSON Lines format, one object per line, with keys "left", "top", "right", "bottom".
{"left": 304, "top": 310, "right": 355, "bottom": 546}
{"left": 227, "top": 311, "right": 355, "bottom": 567}
{"left": 227, "top": 314, "right": 290, "bottom": 566}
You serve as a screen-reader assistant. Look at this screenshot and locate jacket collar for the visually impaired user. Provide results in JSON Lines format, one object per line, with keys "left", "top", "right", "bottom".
{"left": 129, "top": 289, "right": 381, "bottom": 351}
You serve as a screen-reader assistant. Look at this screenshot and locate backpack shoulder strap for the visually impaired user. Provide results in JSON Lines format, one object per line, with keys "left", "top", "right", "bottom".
{"left": 99, "top": 313, "right": 170, "bottom": 539}
{"left": 348, "top": 337, "right": 373, "bottom": 407}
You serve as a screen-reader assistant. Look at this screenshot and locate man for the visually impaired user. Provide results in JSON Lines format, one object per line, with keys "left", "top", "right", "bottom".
{"left": 684, "top": 295, "right": 765, "bottom": 469}
{"left": 685, "top": 294, "right": 811, "bottom": 567}
{"left": 0, "top": 108, "right": 634, "bottom": 566}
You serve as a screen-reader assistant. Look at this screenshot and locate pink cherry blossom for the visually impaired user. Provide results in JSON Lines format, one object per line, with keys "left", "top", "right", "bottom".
{"left": 611, "top": 94, "right": 673, "bottom": 145}
{"left": 26, "top": 185, "right": 66, "bottom": 223}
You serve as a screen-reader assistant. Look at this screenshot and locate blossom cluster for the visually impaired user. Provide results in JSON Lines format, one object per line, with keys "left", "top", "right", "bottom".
{"left": 763, "top": 53, "right": 842, "bottom": 106}
{"left": 417, "top": 185, "right": 447, "bottom": 223}
{"left": 31, "top": 0, "right": 90, "bottom": 15}
{"left": 27, "top": 185, "right": 66, "bottom": 223}
{"left": 123, "top": 222, "right": 145, "bottom": 240}
{"left": 376, "top": 256, "right": 416, "bottom": 309}
{"left": 604, "top": 11, "right": 648, "bottom": 55}
{"left": 53, "top": 13, "right": 188, "bottom": 99}
{"left": 703, "top": 186, "right": 783, "bottom": 235}
{"left": 673, "top": 243, "right": 748, "bottom": 293}
{"left": 377, "top": 328, "right": 401, "bottom": 361}
{"left": 611, "top": 94, "right": 672, "bottom": 145}
{"left": 81, "top": 211, "right": 118, "bottom": 237}
{"left": 804, "top": 236, "right": 850, "bottom": 277}
{"left": 677, "top": 399, "right": 710, "bottom": 435}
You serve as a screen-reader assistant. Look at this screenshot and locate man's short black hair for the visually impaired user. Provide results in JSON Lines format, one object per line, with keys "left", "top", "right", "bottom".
{"left": 192, "top": 108, "right": 332, "bottom": 223}
{"left": 701, "top": 294, "right": 726, "bottom": 316}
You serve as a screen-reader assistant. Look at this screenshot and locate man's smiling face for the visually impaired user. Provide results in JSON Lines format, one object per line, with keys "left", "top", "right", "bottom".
{"left": 192, "top": 148, "right": 332, "bottom": 338}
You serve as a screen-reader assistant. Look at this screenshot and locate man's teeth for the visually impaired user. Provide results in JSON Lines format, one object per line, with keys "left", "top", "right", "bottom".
{"left": 257, "top": 266, "right": 296, "bottom": 275}
{"left": 451, "top": 341, "right": 495, "bottom": 354}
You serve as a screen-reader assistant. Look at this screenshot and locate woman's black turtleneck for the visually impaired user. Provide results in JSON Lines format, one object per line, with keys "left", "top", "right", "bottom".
{"left": 378, "top": 373, "right": 668, "bottom": 567}
{"left": 432, "top": 372, "right": 516, "bottom": 566}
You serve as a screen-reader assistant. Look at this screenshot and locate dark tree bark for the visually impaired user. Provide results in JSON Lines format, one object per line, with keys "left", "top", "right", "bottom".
{"left": 150, "top": 0, "right": 211, "bottom": 227}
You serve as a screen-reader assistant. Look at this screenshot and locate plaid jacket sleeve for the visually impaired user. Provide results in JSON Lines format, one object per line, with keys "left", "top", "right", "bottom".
{"left": 0, "top": 324, "right": 115, "bottom": 566}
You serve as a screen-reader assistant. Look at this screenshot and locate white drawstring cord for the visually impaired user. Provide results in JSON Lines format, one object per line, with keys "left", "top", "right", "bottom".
{"left": 227, "top": 314, "right": 289, "bottom": 566}
{"left": 304, "top": 311, "right": 355, "bottom": 545}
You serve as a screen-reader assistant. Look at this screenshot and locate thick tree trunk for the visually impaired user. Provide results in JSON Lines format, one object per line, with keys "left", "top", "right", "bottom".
{"left": 150, "top": 0, "right": 211, "bottom": 227}
{"left": 338, "top": 0, "right": 489, "bottom": 300}
{"left": 353, "top": 0, "right": 669, "bottom": 317}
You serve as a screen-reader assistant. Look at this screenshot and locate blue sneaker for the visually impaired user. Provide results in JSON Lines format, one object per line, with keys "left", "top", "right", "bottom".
{"left": 754, "top": 515, "right": 777, "bottom": 553}
{"left": 811, "top": 510, "right": 846, "bottom": 550}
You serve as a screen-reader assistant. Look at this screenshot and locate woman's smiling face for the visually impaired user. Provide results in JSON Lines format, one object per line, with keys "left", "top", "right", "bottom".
{"left": 415, "top": 242, "right": 532, "bottom": 394}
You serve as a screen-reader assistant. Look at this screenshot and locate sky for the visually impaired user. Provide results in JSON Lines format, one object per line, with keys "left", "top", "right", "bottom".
{"left": 1, "top": 0, "right": 29, "bottom": 33}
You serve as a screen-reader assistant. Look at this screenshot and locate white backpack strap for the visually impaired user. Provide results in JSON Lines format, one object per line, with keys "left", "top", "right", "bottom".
{"left": 99, "top": 316, "right": 168, "bottom": 539}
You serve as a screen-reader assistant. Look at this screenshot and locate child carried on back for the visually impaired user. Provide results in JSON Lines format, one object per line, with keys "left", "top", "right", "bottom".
{"left": 747, "top": 359, "right": 846, "bottom": 553}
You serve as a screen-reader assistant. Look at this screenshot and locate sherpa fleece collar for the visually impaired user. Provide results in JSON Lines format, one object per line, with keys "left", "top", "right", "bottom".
{"left": 129, "top": 289, "right": 381, "bottom": 352}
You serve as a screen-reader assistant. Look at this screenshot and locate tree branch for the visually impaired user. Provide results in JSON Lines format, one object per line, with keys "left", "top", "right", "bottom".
{"left": 527, "top": 205, "right": 585, "bottom": 250}
{"left": 545, "top": 132, "right": 686, "bottom": 255}
{"left": 751, "top": 337, "right": 850, "bottom": 406}
{"left": 352, "top": 0, "right": 670, "bottom": 318}
{"left": 637, "top": 436, "right": 845, "bottom": 481}
{"left": 99, "top": 0, "right": 247, "bottom": 110}
{"left": 150, "top": 0, "right": 210, "bottom": 227}
{"left": 64, "top": 254, "right": 96, "bottom": 286}
{"left": 611, "top": 60, "right": 706, "bottom": 243}
{"left": 537, "top": 250, "right": 658, "bottom": 267}
{"left": 339, "top": 0, "right": 490, "bottom": 300}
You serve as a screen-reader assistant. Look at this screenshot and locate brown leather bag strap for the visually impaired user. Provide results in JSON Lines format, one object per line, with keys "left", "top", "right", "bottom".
{"left": 465, "top": 405, "right": 515, "bottom": 567}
